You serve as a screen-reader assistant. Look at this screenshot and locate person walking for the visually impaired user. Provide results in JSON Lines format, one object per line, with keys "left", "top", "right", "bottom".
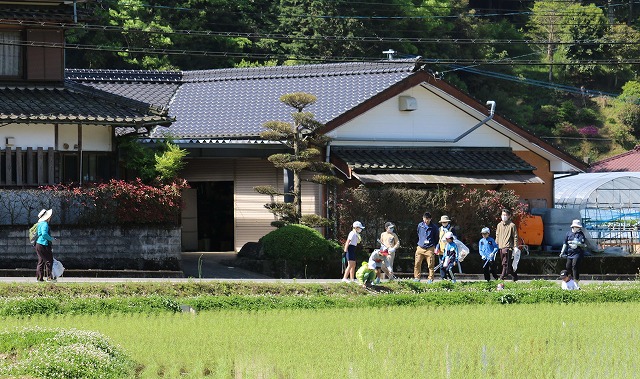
{"left": 437, "top": 215, "right": 454, "bottom": 255}
{"left": 440, "top": 232, "right": 459, "bottom": 282}
{"left": 379, "top": 221, "right": 400, "bottom": 279}
{"left": 35, "top": 209, "right": 56, "bottom": 282}
{"left": 560, "top": 219, "right": 586, "bottom": 281}
{"left": 495, "top": 209, "right": 519, "bottom": 281}
{"left": 414, "top": 212, "right": 438, "bottom": 282}
{"left": 342, "top": 221, "right": 364, "bottom": 283}
{"left": 478, "top": 227, "right": 499, "bottom": 281}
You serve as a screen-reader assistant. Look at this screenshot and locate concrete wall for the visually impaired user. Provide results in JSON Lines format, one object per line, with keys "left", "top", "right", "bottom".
{"left": 0, "top": 225, "right": 182, "bottom": 271}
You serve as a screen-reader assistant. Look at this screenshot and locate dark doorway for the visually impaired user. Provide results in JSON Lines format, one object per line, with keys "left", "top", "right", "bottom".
{"left": 194, "top": 181, "right": 234, "bottom": 251}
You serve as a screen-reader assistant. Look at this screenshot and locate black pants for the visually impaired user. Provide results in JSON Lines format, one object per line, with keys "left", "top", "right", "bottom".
{"left": 35, "top": 243, "right": 53, "bottom": 281}
{"left": 483, "top": 260, "right": 498, "bottom": 281}
{"left": 566, "top": 256, "right": 582, "bottom": 281}
{"left": 499, "top": 248, "right": 518, "bottom": 281}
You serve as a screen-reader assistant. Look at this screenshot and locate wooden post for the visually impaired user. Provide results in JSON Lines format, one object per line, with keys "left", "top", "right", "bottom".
{"left": 15, "top": 147, "right": 22, "bottom": 185}
{"left": 37, "top": 147, "right": 44, "bottom": 185}
{"left": 5, "top": 147, "right": 12, "bottom": 186}
{"left": 47, "top": 147, "right": 55, "bottom": 184}
{"left": 27, "top": 147, "right": 34, "bottom": 185}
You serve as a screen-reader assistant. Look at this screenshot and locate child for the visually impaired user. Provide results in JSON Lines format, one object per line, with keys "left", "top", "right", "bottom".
{"left": 342, "top": 221, "right": 364, "bottom": 283}
{"left": 559, "top": 269, "right": 581, "bottom": 290}
{"left": 478, "top": 227, "right": 499, "bottom": 282}
{"left": 355, "top": 261, "right": 376, "bottom": 287}
{"left": 440, "top": 232, "right": 459, "bottom": 282}
{"left": 368, "top": 249, "right": 394, "bottom": 284}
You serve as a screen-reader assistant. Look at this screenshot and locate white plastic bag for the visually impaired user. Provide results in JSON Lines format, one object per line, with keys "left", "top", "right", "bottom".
{"left": 455, "top": 239, "right": 470, "bottom": 262}
{"left": 511, "top": 247, "right": 521, "bottom": 271}
{"left": 52, "top": 258, "right": 65, "bottom": 279}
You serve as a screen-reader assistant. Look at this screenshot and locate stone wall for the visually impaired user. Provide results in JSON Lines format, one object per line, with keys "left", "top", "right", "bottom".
{"left": 0, "top": 225, "right": 182, "bottom": 271}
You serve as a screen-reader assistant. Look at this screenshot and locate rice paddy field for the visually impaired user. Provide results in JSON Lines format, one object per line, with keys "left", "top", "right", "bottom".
{"left": 3, "top": 302, "right": 639, "bottom": 378}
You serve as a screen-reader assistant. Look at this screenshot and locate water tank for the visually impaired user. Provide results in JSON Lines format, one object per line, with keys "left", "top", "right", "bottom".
{"left": 531, "top": 208, "right": 581, "bottom": 250}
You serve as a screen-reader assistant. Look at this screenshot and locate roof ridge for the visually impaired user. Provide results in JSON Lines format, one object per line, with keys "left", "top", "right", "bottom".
{"left": 65, "top": 68, "right": 182, "bottom": 83}
{"left": 592, "top": 146, "right": 640, "bottom": 165}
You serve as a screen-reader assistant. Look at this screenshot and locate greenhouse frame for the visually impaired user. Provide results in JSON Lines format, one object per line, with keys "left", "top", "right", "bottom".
{"left": 555, "top": 172, "right": 640, "bottom": 253}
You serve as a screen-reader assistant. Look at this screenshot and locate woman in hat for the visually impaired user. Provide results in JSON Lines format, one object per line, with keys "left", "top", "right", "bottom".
{"left": 35, "top": 209, "right": 56, "bottom": 282}
{"left": 379, "top": 221, "right": 400, "bottom": 279}
{"left": 560, "top": 219, "right": 586, "bottom": 281}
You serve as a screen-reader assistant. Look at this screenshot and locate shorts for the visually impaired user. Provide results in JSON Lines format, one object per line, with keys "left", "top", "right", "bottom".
{"left": 346, "top": 244, "right": 357, "bottom": 261}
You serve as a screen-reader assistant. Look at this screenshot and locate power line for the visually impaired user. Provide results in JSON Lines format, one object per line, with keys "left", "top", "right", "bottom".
{"left": 1, "top": 19, "right": 638, "bottom": 46}
{"left": 3, "top": 39, "right": 640, "bottom": 65}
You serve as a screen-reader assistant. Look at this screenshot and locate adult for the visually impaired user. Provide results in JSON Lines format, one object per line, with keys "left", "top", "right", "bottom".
{"left": 379, "top": 221, "right": 400, "bottom": 279}
{"left": 437, "top": 215, "right": 454, "bottom": 254}
{"left": 414, "top": 212, "right": 438, "bottom": 282}
{"left": 561, "top": 219, "right": 586, "bottom": 281}
{"left": 495, "top": 208, "right": 519, "bottom": 281}
{"left": 342, "top": 221, "right": 364, "bottom": 283}
{"left": 35, "top": 209, "right": 55, "bottom": 282}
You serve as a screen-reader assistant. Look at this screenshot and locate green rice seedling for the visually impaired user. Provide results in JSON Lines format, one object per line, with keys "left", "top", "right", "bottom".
{"left": 2, "top": 303, "right": 640, "bottom": 378}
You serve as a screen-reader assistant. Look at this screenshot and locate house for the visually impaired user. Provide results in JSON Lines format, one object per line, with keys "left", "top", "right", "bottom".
{"left": 0, "top": 0, "right": 173, "bottom": 188}
{"left": 588, "top": 145, "right": 640, "bottom": 172}
{"left": 66, "top": 60, "right": 588, "bottom": 252}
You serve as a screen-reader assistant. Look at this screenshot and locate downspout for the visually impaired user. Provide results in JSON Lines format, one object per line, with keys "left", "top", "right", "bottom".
{"left": 451, "top": 100, "right": 495, "bottom": 143}
{"left": 73, "top": 0, "right": 78, "bottom": 23}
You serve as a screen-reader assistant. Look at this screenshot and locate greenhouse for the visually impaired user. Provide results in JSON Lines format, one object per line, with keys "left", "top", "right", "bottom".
{"left": 555, "top": 172, "right": 640, "bottom": 253}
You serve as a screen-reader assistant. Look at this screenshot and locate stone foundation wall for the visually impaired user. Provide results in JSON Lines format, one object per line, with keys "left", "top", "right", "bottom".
{"left": 0, "top": 225, "right": 182, "bottom": 271}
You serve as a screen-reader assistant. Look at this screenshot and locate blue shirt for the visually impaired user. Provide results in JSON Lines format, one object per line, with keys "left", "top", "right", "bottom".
{"left": 36, "top": 221, "right": 54, "bottom": 246}
{"left": 417, "top": 221, "right": 438, "bottom": 248}
{"left": 478, "top": 237, "right": 499, "bottom": 260}
{"left": 564, "top": 230, "right": 586, "bottom": 258}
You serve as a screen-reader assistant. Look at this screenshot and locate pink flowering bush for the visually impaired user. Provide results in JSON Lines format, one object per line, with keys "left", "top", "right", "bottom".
{"left": 578, "top": 125, "right": 599, "bottom": 137}
{"left": 42, "top": 179, "right": 189, "bottom": 226}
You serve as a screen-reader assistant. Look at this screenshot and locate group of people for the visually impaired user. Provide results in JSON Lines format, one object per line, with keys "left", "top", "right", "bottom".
{"left": 343, "top": 209, "right": 586, "bottom": 290}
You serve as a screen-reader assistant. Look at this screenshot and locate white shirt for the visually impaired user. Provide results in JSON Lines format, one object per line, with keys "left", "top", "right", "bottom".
{"left": 347, "top": 230, "right": 359, "bottom": 246}
{"left": 562, "top": 279, "right": 580, "bottom": 290}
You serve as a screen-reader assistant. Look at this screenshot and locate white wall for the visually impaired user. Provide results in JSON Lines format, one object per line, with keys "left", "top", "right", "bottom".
{"left": 0, "top": 123, "right": 112, "bottom": 151}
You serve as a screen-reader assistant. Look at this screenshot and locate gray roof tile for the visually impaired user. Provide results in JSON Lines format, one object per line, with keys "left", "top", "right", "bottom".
{"left": 156, "top": 61, "right": 417, "bottom": 138}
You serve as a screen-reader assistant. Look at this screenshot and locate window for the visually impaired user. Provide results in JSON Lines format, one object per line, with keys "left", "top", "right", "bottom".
{"left": 0, "top": 31, "right": 22, "bottom": 77}
{"left": 82, "top": 153, "right": 112, "bottom": 183}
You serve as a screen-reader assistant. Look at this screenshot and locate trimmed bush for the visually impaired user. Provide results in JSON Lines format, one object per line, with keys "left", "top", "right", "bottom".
{"left": 260, "top": 224, "right": 341, "bottom": 261}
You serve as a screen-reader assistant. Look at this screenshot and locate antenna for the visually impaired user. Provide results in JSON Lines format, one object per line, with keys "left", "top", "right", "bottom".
{"left": 382, "top": 49, "right": 396, "bottom": 60}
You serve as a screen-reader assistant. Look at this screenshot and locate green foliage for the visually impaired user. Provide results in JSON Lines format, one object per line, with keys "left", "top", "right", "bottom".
{"left": 154, "top": 142, "right": 188, "bottom": 183}
{"left": 260, "top": 224, "right": 341, "bottom": 261}
{"left": 620, "top": 81, "right": 640, "bottom": 101}
{"left": 0, "top": 327, "right": 135, "bottom": 379}
{"left": 117, "top": 136, "right": 157, "bottom": 182}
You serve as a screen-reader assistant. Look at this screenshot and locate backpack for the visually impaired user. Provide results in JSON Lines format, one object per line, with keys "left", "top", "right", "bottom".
{"left": 29, "top": 223, "right": 39, "bottom": 246}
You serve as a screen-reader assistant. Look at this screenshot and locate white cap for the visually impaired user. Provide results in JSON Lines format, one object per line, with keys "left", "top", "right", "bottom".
{"left": 444, "top": 231, "right": 454, "bottom": 239}
{"left": 352, "top": 221, "right": 365, "bottom": 229}
{"left": 481, "top": 227, "right": 490, "bottom": 234}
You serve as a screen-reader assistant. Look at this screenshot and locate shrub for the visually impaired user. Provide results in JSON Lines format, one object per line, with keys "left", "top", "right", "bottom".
{"left": 260, "top": 224, "right": 341, "bottom": 261}
{"left": 578, "top": 125, "right": 599, "bottom": 137}
{"left": 553, "top": 121, "right": 580, "bottom": 137}
{"left": 0, "top": 327, "right": 135, "bottom": 379}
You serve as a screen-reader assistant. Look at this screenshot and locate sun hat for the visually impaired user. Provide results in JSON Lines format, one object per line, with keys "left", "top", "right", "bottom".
{"left": 444, "top": 231, "right": 454, "bottom": 240}
{"left": 439, "top": 215, "right": 451, "bottom": 224}
{"left": 352, "top": 221, "right": 365, "bottom": 229}
{"left": 481, "top": 227, "right": 490, "bottom": 234}
{"left": 570, "top": 219, "right": 582, "bottom": 228}
{"left": 38, "top": 209, "right": 53, "bottom": 223}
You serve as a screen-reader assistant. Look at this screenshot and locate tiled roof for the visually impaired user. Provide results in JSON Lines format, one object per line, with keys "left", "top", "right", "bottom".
{"left": 332, "top": 147, "right": 537, "bottom": 173}
{"left": 0, "top": 5, "right": 91, "bottom": 23}
{"left": 66, "top": 69, "right": 181, "bottom": 110}
{"left": 0, "top": 84, "right": 172, "bottom": 127}
{"left": 154, "top": 61, "right": 418, "bottom": 138}
{"left": 588, "top": 145, "right": 640, "bottom": 172}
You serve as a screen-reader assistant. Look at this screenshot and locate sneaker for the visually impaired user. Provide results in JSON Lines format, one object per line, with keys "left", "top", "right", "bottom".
{"left": 412, "top": 278, "right": 420, "bottom": 282}
{"left": 452, "top": 279, "right": 457, "bottom": 283}
{"left": 341, "top": 278, "right": 349, "bottom": 283}
{"left": 374, "top": 278, "right": 381, "bottom": 285}
{"left": 45, "top": 278, "right": 57, "bottom": 283}
{"left": 427, "top": 279, "right": 433, "bottom": 284}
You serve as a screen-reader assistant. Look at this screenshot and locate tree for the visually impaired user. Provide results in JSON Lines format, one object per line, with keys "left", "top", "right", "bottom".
{"left": 562, "top": 4, "right": 609, "bottom": 81}
{"left": 255, "top": 93, "right": 343, "bottom": 227}
{"left": 526, "top": 0, "right": 567, "bottom": 82}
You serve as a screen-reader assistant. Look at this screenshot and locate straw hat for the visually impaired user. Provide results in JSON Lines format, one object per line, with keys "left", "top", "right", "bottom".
{"left": 38, "top": 209, "right": 53, "bottom": 223}
{"left": 570, "top": 219, "right": 582, "bottom": 228}
{"left": 439, "top": 215, "right": 451, "bottom": 224}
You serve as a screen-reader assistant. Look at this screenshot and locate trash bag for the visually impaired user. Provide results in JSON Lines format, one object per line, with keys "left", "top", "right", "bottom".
{"left": 52, "top": 258, "right": 65, "bottom": 279}
{"left": 455, "top": 240, "right": 470, "bottom": 262}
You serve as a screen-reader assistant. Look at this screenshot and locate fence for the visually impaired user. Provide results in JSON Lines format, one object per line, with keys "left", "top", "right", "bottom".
{"left": 0, "top": 147, "right": 55, "bottom": 187}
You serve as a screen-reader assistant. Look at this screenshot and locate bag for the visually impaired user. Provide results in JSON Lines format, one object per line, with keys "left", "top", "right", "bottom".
{"left": 455, "top": 239, "right": 470, "bottom": 261}
{"left": 29, "top": 223, "right": 39, "bottom": 246}
{"left": 512, "top": 247, "right": 521, "bottom": 271}
{"left": 52, "top": 258, "right": 65, "bottom": 279}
